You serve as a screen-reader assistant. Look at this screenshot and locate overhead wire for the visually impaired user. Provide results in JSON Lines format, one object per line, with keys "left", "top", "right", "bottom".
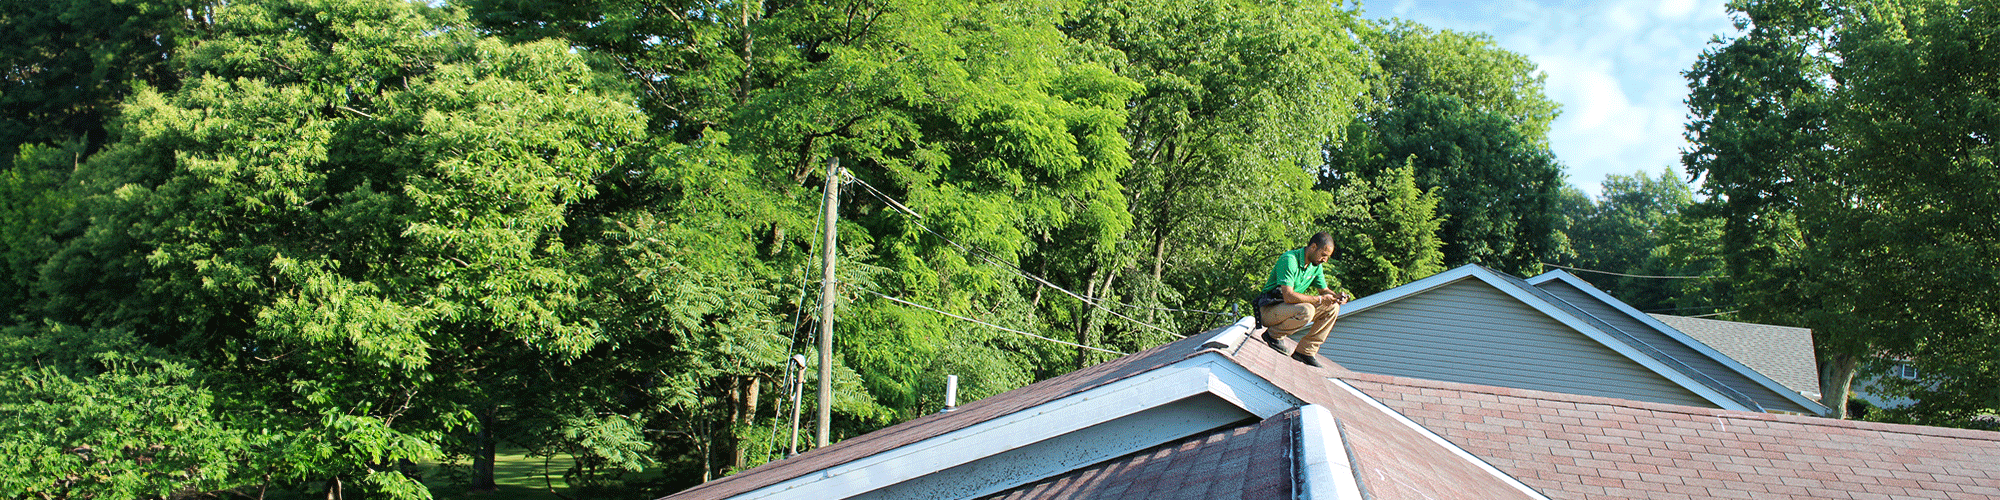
{"left": 1540, "top": 262, "right": 1727, "bottom": 280}
{"left": 853, "top": 287, "right": 1127, "bottom": 355}
{"left": 763, "top": 188, "right": 826, "bottom": 462}
{"left": 845, "top": 173, "right": 1187, "bottom": 338}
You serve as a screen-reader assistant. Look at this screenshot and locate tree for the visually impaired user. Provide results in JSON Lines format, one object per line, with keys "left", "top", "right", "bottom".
{"left": 1343, "top": 93, "right": 1568, "bottom": 275}
{"left": 1565, "top": 169, "right": 1700, "bottom": 312}
{"left": 1326, "top": 160, "right": 1446, "bottom": 296}
{"left": 1330, "top": 23, "right": 1569, "bottom": 276}
{"left": 0, "top": 0, "right": 211, "bottom": 163}
{"left": 1821, "top": 0, "right": 2000, "bottom": 426}
{"left": 1361, "top": 21, "right": 1561, "bottom": 141}
{"left": 1062, "top": 0, "right": 1372, "bottom": 334}
{"left": 1685, "top": 0, "right": 1999, "bottom": 424}
{"left": 26, "top": 0, "right": 648, "bottom": 496}
{"left": 0, "top": 323, "right": 254, "bottom": 499}
{"left": 1683, "top": 0, "right": 1860, "bottom": 417}
{"left": 467, "top": 0, "right": 1147, "bottom": 482}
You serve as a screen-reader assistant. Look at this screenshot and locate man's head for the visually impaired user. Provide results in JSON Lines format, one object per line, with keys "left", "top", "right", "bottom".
{"left": 1304, "top": 232, "right": 1335, "bottom": 265}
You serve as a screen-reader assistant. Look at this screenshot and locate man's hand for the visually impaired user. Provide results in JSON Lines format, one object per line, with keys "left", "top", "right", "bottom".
{"left": 1321, "top": 290, "right": 1352, "bottom": 305}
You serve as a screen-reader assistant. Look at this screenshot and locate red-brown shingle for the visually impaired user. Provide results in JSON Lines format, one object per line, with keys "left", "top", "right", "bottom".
{"left": 979, "top": 410, "right": 1298, "bottom": 500}
{"left": 1341, "top": 370, "right": 2000, "bottom": 500}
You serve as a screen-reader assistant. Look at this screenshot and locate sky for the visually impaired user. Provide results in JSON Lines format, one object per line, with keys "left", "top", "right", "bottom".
{"left": 1361, "top": 0, "right": 1741, "bottom": 199}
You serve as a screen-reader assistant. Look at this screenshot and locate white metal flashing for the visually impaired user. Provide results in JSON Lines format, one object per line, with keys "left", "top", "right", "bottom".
{"left": 733, "top": 350, "right": 1301, "bottom": 500}
{"left": 1202, "top": 316, "right": 1255, "bottom": 350}
{"left": 1341, "top": 265, "right": 1753, "bottom": 412}
{"left": 1330, "top": 378, "right": 1553, "bottom": 500}
{"left": 1524, "top": 271, "right": 1832, "bottom": 416}
{"left": 1296, "top": 404, "right": 1364, "bottom": 500}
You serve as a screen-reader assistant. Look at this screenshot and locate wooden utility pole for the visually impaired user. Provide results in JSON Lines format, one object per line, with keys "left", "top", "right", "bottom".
{"left": 815, "top": 157, "right": 840, "bottom": 449}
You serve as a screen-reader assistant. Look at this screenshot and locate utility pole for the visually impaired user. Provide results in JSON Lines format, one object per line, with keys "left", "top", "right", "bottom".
{"left": 815, "top": 157, "right": 840, "bottom": 449}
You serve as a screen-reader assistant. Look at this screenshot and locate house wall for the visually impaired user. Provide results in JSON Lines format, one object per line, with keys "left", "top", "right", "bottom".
{"left": 1320, "top": 278, "right": 1716, "bottom": 408}
{"left": 1533, "top": 280, "right": 1819, "bottom": 414}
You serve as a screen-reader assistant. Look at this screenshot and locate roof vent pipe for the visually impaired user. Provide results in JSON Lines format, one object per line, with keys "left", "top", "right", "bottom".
{"left": 942, "top": 375, "right": 959, "bottom": 413}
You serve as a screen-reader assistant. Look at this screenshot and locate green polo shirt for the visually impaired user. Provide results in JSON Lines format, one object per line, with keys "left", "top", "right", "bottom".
{"left": 1262, "top": 248, "right": 1327, "bottom": 295}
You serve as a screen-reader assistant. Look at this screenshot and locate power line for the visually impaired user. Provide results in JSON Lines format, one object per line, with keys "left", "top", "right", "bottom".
{"left": 853, "top": 287, "right": 1127, "bottom": 355}
{"left": 1540, "top": 263, "right": 1727, "bottom": 280}
{"left": 846, "top": 173, "right": 1185, "bottom": 339}
{"left": 1112, "top": 302, "right": 1232, "bottom": 318}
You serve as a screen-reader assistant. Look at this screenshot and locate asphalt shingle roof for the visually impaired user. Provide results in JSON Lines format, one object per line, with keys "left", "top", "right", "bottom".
{"left": 1344, "top": 369, "right": 2000, "bottom": 499}
{"left": 980, "top": 409, "right": 1298, "bottom": 500}
{"left": 1649, "top": 314, "right": 1822, "bottom": 399}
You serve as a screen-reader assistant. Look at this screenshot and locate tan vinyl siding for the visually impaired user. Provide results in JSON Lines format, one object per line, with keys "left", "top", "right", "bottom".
{"left": 1322, "top": 278, "right": 1715, "bottom": 408}
{"left": 1533, "top": 281, "right": 1817, "bottom": 414}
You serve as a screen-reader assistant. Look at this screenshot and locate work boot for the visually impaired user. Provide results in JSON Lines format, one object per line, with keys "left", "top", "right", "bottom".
{"left": 1259, "top": 330, "right": 1287, "bottom": 353}
{"left": 1290, "top": 352, "right": 1324, "bottom": 368}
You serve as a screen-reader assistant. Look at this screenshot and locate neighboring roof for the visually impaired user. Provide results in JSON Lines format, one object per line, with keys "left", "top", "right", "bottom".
{"left": 1334, "top": 265, "right": 1827, "bottom": 415}
{"left": 1343, "top": 369, "right": 2000, "bottom": 500}
{"left": 1649, "top": 313, "right": 1822, "bottom": 400}
{"left": 661, "top": 318, "right": 1542, "bottom": 500}
{"left": 1525, "top": 271, "right": 1827, "bottom": 414}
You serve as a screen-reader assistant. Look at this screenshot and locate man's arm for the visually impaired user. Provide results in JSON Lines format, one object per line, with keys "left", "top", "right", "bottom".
{"left": 1276, "top": 285, "right": 1335, "bottom": 306}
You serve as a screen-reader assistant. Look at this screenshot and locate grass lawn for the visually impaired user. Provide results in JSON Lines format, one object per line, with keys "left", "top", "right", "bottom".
{"left": 421, "top": 447, "right": 571, "bottom": 500}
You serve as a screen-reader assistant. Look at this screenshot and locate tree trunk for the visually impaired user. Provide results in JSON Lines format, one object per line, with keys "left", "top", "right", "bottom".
{"left": 470, "top": 407, "right": 497, "bottom": 492}
{"left": 1818, "top": 351, "right": 1860, "bottom": 419}
{"left": 1076, "top": 267, "right": 1101, "bottom": 369}
{"left": 1099, "top": 271, "right": 1119, "bottom": 346}
{"left": 1151, "top": 232, "right": 1170, "bottom": 284}
{"left": 732, "top": 376, "right": 761, "bottom": 469}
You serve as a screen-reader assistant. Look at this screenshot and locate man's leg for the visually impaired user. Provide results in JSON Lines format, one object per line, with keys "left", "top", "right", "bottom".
{"left": 1259, "top": 302, "right": 1317, "bottom": 338}
{"left": 1292, "top": 302, "right": 1341, "bottom": 357}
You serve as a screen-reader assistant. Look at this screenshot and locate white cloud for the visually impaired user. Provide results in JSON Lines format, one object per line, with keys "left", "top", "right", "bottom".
{"left": 1361, "top": 0, "right": 1736, "bottom": 197}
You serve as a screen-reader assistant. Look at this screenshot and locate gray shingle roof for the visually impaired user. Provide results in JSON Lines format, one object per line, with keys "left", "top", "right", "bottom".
{"left": 1648, "top": 314, "right": 1822, "bottom": 400}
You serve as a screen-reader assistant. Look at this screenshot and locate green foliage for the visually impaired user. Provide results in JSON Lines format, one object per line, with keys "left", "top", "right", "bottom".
{"left": 1327, "top": 160, "right": 1446, "bottom": 296}
{"left": 0, "top": 323, "right": 253, "bottom": 499}
{"left": 0, "top": 143, "right": 83, "bottom": 319}
{"left": 1685, "top": 0, "right": 1999, "bottom": 424}
{"left": 0, "top": 0, "right": 211, "bottom": 162}
{"left": 1341, "top": 93, "right": 1569, "bottom": 275}
{"left": 1360, "top": 21, "right": 1562, "bottom": 141}
{"left": 0, "top": 0, "right": 1595, "bottom": 494}
{"left": 1564, "top": 169, "right": 1704, "bottom": 312}
{"left": 1328, "top": 22, "right": 1569, "bottom": 276}
{"left": 1064, "top": 0, "right": 1371, "bottom": 329}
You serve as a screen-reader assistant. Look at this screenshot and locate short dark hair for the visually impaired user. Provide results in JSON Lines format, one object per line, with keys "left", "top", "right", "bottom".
{"left": 1306, "top": 231, "right": 1334, "bottom": 249}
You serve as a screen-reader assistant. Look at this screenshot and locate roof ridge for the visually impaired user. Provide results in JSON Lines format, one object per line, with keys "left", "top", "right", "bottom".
{"left": 1334, "top": 370, "right": 2000, "bottom": 442}
{"left": 1648, "top": 312, "right": 1811, "bottom": 331}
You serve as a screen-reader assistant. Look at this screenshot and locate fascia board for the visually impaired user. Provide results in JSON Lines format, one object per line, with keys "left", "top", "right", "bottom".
{"left": 1339, "top": 265, "right": 1484, "bottom": 315}
{"left": 1330, "top": 378, "right": 1552, "bottom": 500}
{"left": 736, "top": 352, "right": 1300, "bottom": 500}
{"left": 1526, "top": 271, "right": 1832, "bottom": 416}
{"left": 1469, "top": 269, "right": 1757, "bottom": 412}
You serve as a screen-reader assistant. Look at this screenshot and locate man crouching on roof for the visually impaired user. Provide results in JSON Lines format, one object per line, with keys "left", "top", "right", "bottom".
{"left": 1254, "top": 232, "right": 1350, "bottom": 367}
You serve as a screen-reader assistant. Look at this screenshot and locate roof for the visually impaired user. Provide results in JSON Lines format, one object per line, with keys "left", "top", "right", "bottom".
{"left": 1336, "top": 265, "right": 1827, "bottom": 415}
{"left": 1649, "top": 314, "right": 1822, "bottom": 399}
{"left": 661, "top": 318, "right": 1542, "bottom": 500}
{"left": 978, "top": 408, "right": 1300, "bottom": 500}
{"left": 1343, "top": 369, "right": 2000, "bottom": 499}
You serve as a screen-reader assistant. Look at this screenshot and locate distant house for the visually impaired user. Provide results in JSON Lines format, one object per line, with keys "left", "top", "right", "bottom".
{"left": 1321, "top": 265, "right": 1828, "bottom": 415}
{"left": 660, "top": 266, "right": 2000, "bottom": 499}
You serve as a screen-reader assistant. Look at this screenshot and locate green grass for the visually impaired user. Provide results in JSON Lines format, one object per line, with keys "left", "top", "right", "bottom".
{"left": 421, "top": 447, "right": 571, "bottom": 500}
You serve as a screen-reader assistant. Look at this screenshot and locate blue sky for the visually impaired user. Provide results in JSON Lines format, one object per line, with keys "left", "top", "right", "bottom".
{"left": 1360, "top": 0, "right": 1740, "bottom": 198}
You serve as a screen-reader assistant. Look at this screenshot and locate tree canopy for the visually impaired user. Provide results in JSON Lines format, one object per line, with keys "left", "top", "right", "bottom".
{"left": 19, "top": 0, "right": 1994, "bottom": 497}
